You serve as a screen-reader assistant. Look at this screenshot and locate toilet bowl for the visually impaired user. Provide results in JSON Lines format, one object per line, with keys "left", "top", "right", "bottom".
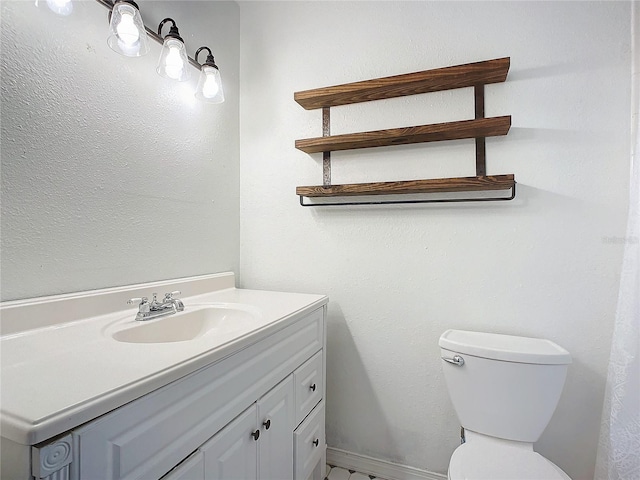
{"left": 446, "top": 430, "right": 571, "bottom": 480}
{"left": 439, "top": 329, "right": 572, "bottom": 480}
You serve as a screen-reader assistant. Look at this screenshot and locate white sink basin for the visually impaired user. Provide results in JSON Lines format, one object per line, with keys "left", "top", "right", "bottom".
{"left": 111, "top": 305, "right": 260, "bottom": 344}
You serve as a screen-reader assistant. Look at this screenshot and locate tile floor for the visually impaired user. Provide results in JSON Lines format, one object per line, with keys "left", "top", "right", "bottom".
{"left": 325, "top": 464, "right": 389, "bottom": 480}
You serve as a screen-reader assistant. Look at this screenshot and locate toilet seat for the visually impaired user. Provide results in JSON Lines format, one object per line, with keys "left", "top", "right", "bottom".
{"left": 448, "top": 442, "right": 571, "bottom": 480}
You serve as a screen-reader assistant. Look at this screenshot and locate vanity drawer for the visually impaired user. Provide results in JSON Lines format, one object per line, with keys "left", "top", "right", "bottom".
{"left": 294, "top": 401, "right": 324, "bottom": 480}
{"left": 294, "top": 351, "right": 323, "bottom": 425}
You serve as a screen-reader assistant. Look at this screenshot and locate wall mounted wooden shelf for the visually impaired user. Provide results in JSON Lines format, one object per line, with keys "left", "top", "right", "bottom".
{"left": 296, "top": 174, "right": 515, "bottom": 198}
{"left": 294, "top": 57, "right": 515, "bottom": 207}
{"left": 294, "top": 57, "right": 510, "bottom": 110}
{"left": 295, "top": 116, "right": 511, "bottom": 154}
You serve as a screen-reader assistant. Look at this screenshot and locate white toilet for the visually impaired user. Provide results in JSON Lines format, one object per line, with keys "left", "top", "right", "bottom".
{"left": 439, "top": 329, "right": 573, "bottom": 480}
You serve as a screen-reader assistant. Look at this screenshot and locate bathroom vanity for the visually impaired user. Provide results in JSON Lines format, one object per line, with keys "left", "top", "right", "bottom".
{"left": 0, "top": 273, "right": 328, "bottom": 480}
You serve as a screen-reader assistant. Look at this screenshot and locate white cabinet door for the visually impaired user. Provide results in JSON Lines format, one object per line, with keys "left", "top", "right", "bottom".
{"left": 201, "top": 376, "right": 296, "bottom": 480}
{"left": 258, "top": 376, "right": 295, "bottom": 480}
{"left": 160, "top": 451, "right": 204, "bottom": 480}
{"left": 202, "top": 405, "right": 258, "bottom": 480}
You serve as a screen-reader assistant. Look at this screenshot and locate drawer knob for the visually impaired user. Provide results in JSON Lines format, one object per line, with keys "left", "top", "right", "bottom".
{"left": 312, "top": 438, "right": 319, "bottom": 447}
{"left": 263, "top": 419, "right": 271, "bottom": 430}
{"left": 309, "top": 383, "right": 317, "bottom": 392}
{"left": 251, "top": 429, "right": 260, "bottom": 441}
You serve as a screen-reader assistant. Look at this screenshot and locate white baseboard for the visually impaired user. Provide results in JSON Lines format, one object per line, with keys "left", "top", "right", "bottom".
{"left": 326, "top": 447, "right": 447, "bottom": 480}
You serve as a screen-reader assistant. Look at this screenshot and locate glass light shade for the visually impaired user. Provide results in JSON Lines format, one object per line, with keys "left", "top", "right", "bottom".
{"left": 156, "top": 38, "right": 189, "bottom": 82}
{"left": 195, "top": 65, "right": 225, "bottom": 104}
{"left": 47, "top": 0, "right": 72, "bottom": 16}
{"left": 107, "top": 2, "right": 149, "bottom": 57}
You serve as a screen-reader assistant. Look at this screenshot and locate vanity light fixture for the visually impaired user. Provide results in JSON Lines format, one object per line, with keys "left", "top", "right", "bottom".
{"left": 156, "top": 18, "right": 189, "bottom": 82}
{"left": 194, "top": 47, "right": 225, "bottom": 104}
{"left": 106, "top": 0, "right": 149, "bottom": 57}
{"left": 46, "top": 0, "right": 73, "bottom": 16}
{"left": 44, "top": 0, "right": 225, "bottom": 104}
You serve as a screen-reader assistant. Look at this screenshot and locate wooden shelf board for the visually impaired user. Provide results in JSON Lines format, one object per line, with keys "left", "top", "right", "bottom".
{"left": 294, "top": 57, "right": 510, "bottom": 110}
{"left": 296, "top": 175, "right": 515, "bottom": 197}
{"left": 295, "top": 116, "right": 511, "bottom": 154}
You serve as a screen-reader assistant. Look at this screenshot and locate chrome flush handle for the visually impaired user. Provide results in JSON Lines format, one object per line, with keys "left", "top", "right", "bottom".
{"left": 442, "top": 355, "right": 465, "bottom": 367}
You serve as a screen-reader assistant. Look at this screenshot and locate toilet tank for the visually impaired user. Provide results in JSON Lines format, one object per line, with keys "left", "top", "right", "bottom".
{"left": 439, "top": 330, "right": 571, "bottom": 443}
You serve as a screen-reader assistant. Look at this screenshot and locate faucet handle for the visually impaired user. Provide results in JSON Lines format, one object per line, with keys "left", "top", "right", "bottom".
{"left": 164, "top": 291, "right": 184, "bottom": 312}
{"left": 127, "top": 297, "right": 148, "bottom": 305}
{"left": 163, "top": 290, "right": 182, "bottom": 300}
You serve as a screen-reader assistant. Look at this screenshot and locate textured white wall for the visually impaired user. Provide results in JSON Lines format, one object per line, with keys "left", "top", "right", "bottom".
{"left": 238, "top": 2, "right": 631, "bottom": 479}
{"left": 1, "top": 0, "right": 240, "bottom": 301}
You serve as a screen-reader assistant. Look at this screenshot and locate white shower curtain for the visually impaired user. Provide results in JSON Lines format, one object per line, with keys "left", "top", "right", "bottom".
{"left": 594, "top": 4, "right": 640, "bottom": 479}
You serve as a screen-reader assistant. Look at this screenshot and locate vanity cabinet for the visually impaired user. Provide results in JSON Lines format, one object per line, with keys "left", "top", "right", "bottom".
{"left": 60, "top": 306, "right": 326, "bottom": 480}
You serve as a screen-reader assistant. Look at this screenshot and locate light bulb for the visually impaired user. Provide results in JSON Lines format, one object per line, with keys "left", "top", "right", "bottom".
{"left": 195, "top": 63, "right": 224, "bottom": 103}
{"left": 156, "top": 25, "right": 189, "bottom": 81}
{"left": 202, "top": 73, "right": 220, "bottom": 98}
{"left": 107, "top": 1, "right": 149, "bottom": 57}
{"left": 164, "top": 45, "right": 184, "bottom": 80}
{"left": 116, "top": 12, "right": 139, "bottom": 46}
{"left": 47, "top": 0, "right": 72, "bottom": 15}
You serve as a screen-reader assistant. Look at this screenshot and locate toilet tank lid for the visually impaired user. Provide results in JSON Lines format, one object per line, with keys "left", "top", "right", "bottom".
{"left": 439, "top": 330, "right": 572, "bottom": 365}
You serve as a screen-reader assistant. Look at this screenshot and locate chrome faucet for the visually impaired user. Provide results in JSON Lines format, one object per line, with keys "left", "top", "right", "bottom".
{"left": 127, "top": 291, "right": 185, "bottom": 321}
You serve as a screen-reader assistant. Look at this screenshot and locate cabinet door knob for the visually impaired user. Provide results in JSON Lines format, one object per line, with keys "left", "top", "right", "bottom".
{"left": 309, "top": 383, "right": 317, "bottom": 392}
{"left": 312, "top": 438, "right": 319, "bottom": 447}
{"left": 263, "top": 419, "right": 271, "bottom": 430}
{"left": 251, "top": 429, "right": 260, "bottom": 441}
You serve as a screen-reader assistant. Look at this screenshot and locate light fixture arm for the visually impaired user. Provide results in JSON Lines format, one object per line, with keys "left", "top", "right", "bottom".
{"left": 195, "top": 46, "right": 219, "bottom": 70}
{"left": 158, "top": 18, "right": 183, "bottom": 42}
{"left": 95, "top": 0, "right": 201, "bottom": 69}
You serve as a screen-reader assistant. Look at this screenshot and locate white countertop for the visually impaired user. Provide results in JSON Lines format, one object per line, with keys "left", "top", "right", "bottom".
{"left": 0, "top": 273, "right": 327, "bottom": 445}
